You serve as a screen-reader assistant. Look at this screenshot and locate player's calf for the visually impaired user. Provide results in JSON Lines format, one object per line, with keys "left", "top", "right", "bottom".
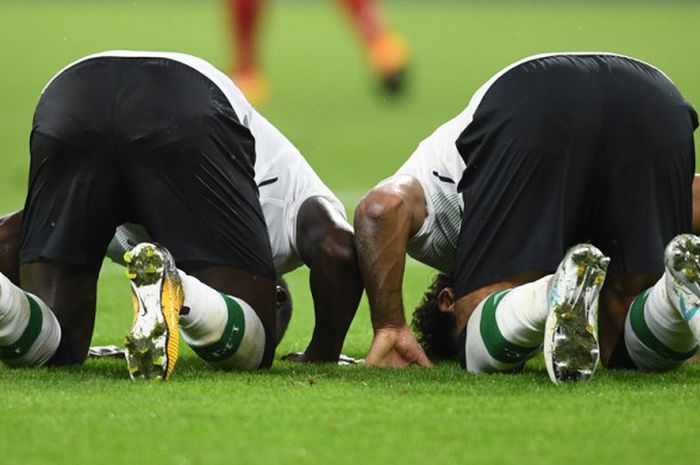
{"left": 178, "top": 273, "right": 266, "bottom": 371}
{"left": 463, "top": 276, "right": 550, "bottom": 374}
{"left": 0, "top": 272, "right": 61, "bottom": 367}
{"left": 623, "top": 234, "right": 700, "bottom": 371}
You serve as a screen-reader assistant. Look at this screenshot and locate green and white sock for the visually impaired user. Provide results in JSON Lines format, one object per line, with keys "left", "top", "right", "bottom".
{"left": 178, "top": 272, "right": 265, "bottom": 370}
{"left": 624, "top": 278, "right": 698, "bottom": 371}
{"left": 0, "top": 272, "right": 61, "bottom": 367}
{"left": 465, "top": 276, "right": 550, "bottom": 373}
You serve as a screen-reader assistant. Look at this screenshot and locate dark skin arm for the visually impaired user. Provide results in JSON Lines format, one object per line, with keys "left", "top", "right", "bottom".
{"left": 353, "top": 174, "right": 432, "bottom": 367}
{"left": 291, "top": 196, "right": 363, "bottom": 362}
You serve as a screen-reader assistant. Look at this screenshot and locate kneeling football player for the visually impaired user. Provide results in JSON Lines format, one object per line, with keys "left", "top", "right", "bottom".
{"left": 354, "top": 52, "right": 699, "bottom": 382}
{"left": 0, "top": 51, "right": 361, "bottom": 379}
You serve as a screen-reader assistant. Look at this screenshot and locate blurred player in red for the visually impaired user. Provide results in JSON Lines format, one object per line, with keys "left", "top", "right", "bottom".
{"left": 227, "top": 0, "right": 410, "bottom": 105}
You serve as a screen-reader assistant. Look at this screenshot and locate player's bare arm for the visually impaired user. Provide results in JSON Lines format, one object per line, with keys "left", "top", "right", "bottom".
{"left": 292, "top": 196, "right": 363, "bottom": 362}
{"left": 354, "top": 174, "right": 432, "bottom": 367}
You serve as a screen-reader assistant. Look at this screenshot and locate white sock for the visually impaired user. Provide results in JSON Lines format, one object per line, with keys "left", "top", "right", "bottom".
{"left": 0, "top": 272, "right": 61, "bottom": 367}
{"left": 464, "top": 276, "right": 550, "bottom": 373}
{"left": 624, "top": 277, "right": 697, "bottom": 371}
{"left": 178, "top": 272, "right": 265, "bottom": 370}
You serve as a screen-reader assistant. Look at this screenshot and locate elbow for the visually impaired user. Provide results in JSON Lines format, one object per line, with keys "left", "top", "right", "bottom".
{"left": 354, "top": 188, "right": 405, "bottom": 231}
{"left": 317, "top": 226, "right": 357, "bottom": 266}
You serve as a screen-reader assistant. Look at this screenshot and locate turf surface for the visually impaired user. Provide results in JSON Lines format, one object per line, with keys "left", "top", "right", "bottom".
{"left": 1, "top": 1, "right": 699, "bottom": 464}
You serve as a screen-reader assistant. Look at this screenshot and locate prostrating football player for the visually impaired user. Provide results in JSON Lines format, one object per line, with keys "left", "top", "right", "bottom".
{"left": 0, "top": 51, "right": 361, "bottom": 379}
{"left": 354, "top": 53, "right": 700, "bottom": 382}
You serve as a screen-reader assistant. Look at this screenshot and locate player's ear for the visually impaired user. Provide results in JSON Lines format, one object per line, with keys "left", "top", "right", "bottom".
{"left": 437, "top": 287, "right": 455, "bottom": 313}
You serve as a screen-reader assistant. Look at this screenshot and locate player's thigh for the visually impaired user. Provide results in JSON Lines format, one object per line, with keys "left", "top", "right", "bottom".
{"left": 18, "top": 58, "right": 133, "bottom": 363}
{"left": 20, "top": 261, "right": 101, "bottom": 365}
{"left": 22, "top": 60, "right": 127, "bottom": 270}
{"left": 18, "top": 135, "right": 122, "bottom": 363}
{"left": 20, "top": 133, "right": 124, "bottom": 269}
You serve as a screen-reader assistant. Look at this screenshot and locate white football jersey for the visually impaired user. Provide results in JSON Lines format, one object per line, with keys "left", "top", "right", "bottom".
{"left": 396, "top": 111, "right": 468, "bottom": 273}
{"left": 90, "top": 51, "right": 346, "bottom": 274}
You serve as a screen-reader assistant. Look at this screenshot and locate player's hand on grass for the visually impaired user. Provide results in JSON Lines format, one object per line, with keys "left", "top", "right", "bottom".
{"left": 365, "top": 325, "right": 433, "bottom": 368}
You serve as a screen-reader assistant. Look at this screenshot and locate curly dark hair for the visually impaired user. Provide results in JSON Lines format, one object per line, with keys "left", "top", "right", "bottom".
{"left": 410, "top": 272, "right": 458, "bottom": 360}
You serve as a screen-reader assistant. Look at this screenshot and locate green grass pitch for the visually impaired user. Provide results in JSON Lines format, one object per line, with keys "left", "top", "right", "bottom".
{"left": 1, "top": 1, "right": 699, "bottom": 464}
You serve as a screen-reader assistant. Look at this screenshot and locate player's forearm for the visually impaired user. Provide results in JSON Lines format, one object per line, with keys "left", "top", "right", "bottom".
{"left": 295, "top": 197, "right": 364, "bottom": 361}
{"left": 359, "top": 247, "right": 409, "bottom": 329}
{"left": 354, "top": 194, "right": 412, "bottom": 330}
{"left": 304, "top": 250, "right": 363, "bottom": 361}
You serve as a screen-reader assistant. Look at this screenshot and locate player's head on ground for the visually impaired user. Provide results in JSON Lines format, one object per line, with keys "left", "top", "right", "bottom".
{"left": 276, "top": 277, "right": 292, "bottom": 345}
{"left": 410, "top": 272, "right": 460, "bottom": 360}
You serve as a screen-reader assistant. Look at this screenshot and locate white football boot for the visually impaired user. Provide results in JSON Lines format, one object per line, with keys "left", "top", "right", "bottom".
{"left": 544, "top": 244, "right": 609, "bottom": 384}
{"left": 123, "top": 243, "right": 184, "bottom": 380}
{"left": 664, "top": 234, "right": 700, "bottom": 343}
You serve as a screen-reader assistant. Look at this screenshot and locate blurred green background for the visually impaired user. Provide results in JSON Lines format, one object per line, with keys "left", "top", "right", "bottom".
{"left": 1, "top": 1, "right": 698, "bottom": 213}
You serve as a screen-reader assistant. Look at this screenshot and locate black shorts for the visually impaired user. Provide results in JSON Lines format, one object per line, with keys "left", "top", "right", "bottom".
{"left": 20, "top": 56, "right": 276, "bottom": 279}
{"left": 454, "top": 54, "right": 698, "bottom": 298}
